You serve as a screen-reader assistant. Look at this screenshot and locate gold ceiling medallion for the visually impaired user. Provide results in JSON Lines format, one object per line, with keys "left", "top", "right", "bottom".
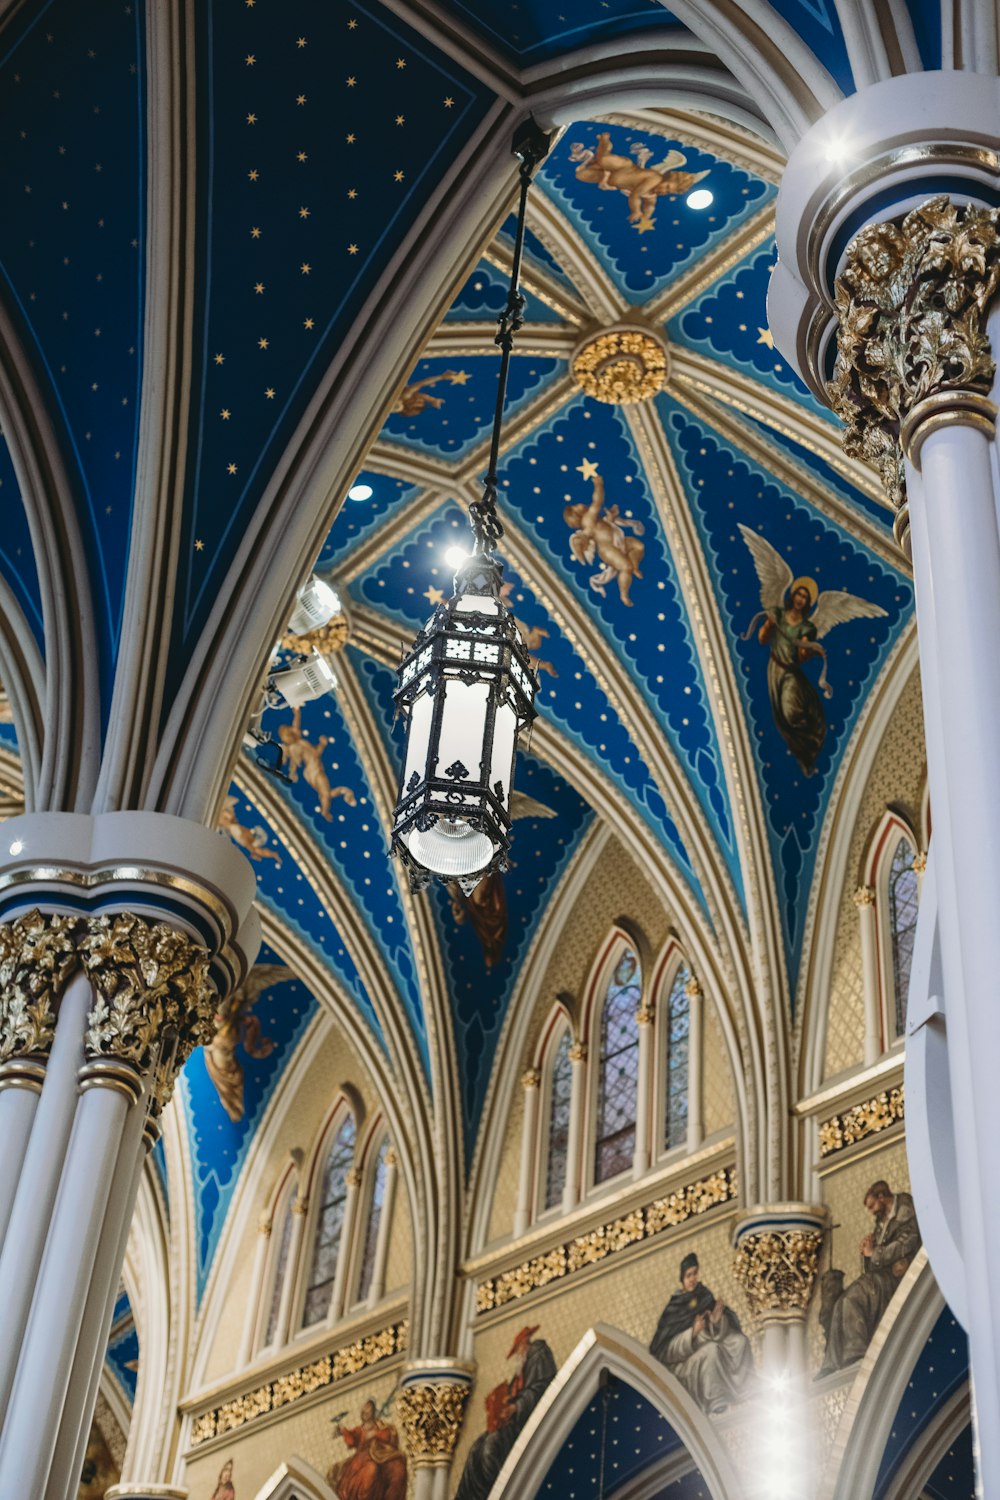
{"left": 571, "top": 327, "right": 669, "bottom": 405}
{"left": 281, "top": 611, "right": 350, "bottom": 657}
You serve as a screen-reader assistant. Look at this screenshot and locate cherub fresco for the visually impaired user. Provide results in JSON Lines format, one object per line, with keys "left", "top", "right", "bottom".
{"left": 564, "top": 463, "right": 645, "bottom": 605}
{"left": 277, "top": 707, "right": 358, "bottom": 821}
{"left": 738, "top": 525, "right": 888, "bottom": 777}
{"left": 218, "top": 795, "right": 282, "bottom": 864}
{"left": 203, "top": 964, "right": 294, "bottom": 1122}
{"left": 568, "top": 133, "right": 708, "bottom": 228}
{"left": 392, "top": 369, "right": 469, "bottom": 418}
{"left": 449, "top": 791, "right": 557, "bottom": 967}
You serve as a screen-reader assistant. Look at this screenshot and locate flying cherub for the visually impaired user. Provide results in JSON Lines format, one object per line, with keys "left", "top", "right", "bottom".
{"left": 393, "top": 369, "right": 469, "bottom": 418}
{"left": 277, "top": 708, "right": 358, "bottom": 821}
{"left": 218, "top": 795, "right": 282, "bottom": 864}
{"left": 564, "top": 463, "right": 645, "bottom": 605}
{"left": 738, "top": 524, "right": 888, "bottom": 776}
{"left": 203, "top": 964, "right": 294, "bottom": 1121}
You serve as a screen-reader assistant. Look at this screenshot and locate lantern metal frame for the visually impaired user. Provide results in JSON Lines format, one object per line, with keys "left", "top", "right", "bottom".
{"left": 390, "top": 119, "right": 551, "bottom": 893}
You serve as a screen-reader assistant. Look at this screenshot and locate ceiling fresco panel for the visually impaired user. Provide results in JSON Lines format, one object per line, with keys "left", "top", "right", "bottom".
{"left": 0, "top": 437, "right": 43, "bottom": 649}
{"left": 445, "top": 257, "right": 565, "bottom": 324}
{"left": 381, "top": 351, "right": 566, "bottom": 458}
{"left": 439, "top": 0, "right": 684, "bottom": 65}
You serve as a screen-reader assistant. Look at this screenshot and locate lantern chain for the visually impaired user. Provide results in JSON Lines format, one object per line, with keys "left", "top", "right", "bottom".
{"left": 469, "top": 118, "right": 551, "bottom": 558}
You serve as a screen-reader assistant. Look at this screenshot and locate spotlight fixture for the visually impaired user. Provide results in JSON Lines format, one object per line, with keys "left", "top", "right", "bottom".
{"left": 389, "top": 119, "right": 551, "bottom": 894}
{"left": 686, "top": 187, "right": 714, "bottom": 210}
{"left": 348, "top": 481, "right": 373, "bottom": 502}
{"left": 445, "top": 545, "right": 470, "bottom": 569}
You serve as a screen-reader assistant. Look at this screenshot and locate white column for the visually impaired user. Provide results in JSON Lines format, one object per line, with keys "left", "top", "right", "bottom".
{"left": 854, "top": 885, "right": 881, "bottom": 1066}
{"left": 562, "top": 1042, "right": 587, "bottom": 1214}
{"left": 0, "top": 1063, "right": 44, "bottom": 1247}
{"left": 0, "top": 970, "right": 90, "bottom": 1422}
{"left": 367, "top": 1148, "right": 399, "bottom": 1308}
{"left": 513, "top": 1068, "right": 541, "bottom": 1236}
{"left": 275, "top": 1196, "right": 309, "bottom": 1347}
{"left": 633, "top": 1004, "right": 654, "bottom": 1178}
{"left": 0, "top": 1065, "right": 140, "bottom": 1495}
{"left": 329, "top": 1170, "right": 362, "bottom": 1323}
{"left": 238, "top": 1214, "right": 273, "bottom": 1367}
{"left": 686, "top": 978, "right": 704, "bottom": 1154}
{"left": 903, "top": 394, "right": 1000, "bottom": 1488}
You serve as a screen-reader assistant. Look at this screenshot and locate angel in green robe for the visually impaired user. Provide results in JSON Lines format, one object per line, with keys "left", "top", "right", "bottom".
{"left": 738, "top": 525, "right": 888, "bottom": 777}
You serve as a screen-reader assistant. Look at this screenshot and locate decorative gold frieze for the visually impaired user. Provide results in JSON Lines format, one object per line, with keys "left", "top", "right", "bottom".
{"left": 571, "top": 328, "right": 669, "bottom": 405}
{"left": 0, "top": 910, "right": 78, "bottom": 1063}
{"left": 819, "top": 1087, "right": 904, "bottom": 1157}
{"left": 830, "top": 196, "right": 1000, "bottom": 511}
{"left": 732, "top": 1228, "right": 823, "bottom": 1323}
{"left": 79, "top": 912, "right": 216, "bottom": 1110}
{"left": 476, "top": 1166, "right": 736, "bottom": 1313}
{"left": 395, "top": 1381, "right": 470, "bottom": 1467}
{"left": 188, "top": 1322, "right": 408, "bottom": 1447}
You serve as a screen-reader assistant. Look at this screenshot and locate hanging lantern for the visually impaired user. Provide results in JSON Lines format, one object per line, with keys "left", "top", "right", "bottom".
{"left": 390, "top": 119, "right": 550, "bottom": 894}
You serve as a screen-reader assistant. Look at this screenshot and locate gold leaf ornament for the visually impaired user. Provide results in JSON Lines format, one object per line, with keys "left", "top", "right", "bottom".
{"left": 0, "top": 910, "right": 79, "bottom": 1063}
{"left": 571, "top": 328, "right": 669, "bottom": 404}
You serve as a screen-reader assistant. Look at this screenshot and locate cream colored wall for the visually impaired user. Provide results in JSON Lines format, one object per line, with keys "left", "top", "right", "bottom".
{"left": 702, "top": 994, "right": 735, "bottom": 1137}
{"left": 822, "top": 670, "right": 926, "bottom": 1081}
{"left": 486, "top": 1086, "right": 524, "bottom": 1246}
{"left": 198, "top": 1018, "right": 412, "bottom": 1387}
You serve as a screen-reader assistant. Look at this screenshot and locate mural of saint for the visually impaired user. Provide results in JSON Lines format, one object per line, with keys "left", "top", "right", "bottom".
{"left": 327, "top": 1399, "right": 407, "bottom": 1500}
{"left": 817, "top": 1180, "right": 921, "bottom": 1377}
{"left": 454, "top": 1325, "right": 557, "bottom": 1500}
{"left": 203, "top": 964, "right": 293, "bottom": 1122}
{"left": 649, "top": 1253, "right": 756, "bottom": 1415}
{"left": 209, "top": 1459, "right": 236, "bottom": 1500}
{"left": 738, "top": 525, "right": 887, "bottom": 777}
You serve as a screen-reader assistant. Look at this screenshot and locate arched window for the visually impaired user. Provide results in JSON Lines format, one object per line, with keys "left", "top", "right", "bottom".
{"left": 261, "top": 1195, "right": 294, "bottom": 1350}
{"left": 887, "top": 835, "right": 919, "bottom": 1037}
{"left": 593, "top": 947, "right": 642, "bottom": 1183}
{"left": 355, "top": 1137, "right": 389, "bottom": 1305}
{"left": 302, "top": 1114, "right": 356, "bottom": 1327}
{"left": 543, "top": 1029, "right": 573, "bottom": 1210}
{"left": 662, "top": 964, "right": 691, "bottom": 1151}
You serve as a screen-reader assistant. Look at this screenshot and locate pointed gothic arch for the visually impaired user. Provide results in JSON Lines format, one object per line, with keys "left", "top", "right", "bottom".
{"left": 488, "top": 1323, "right": 742, "bottom": 1500}
{"left": 252, "top": 1456, "right": 336, "bottom": 1500}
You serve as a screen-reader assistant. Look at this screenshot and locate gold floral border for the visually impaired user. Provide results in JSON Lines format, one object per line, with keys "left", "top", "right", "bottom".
{"left": 818, "top": 1087, "right": 904, "bottom": 1158}
{"left": 189, "top": 1321, "right": 408, "bottom": 1447}
{"left": 476, "top": 1167, "right": 736, "bottom": 1314}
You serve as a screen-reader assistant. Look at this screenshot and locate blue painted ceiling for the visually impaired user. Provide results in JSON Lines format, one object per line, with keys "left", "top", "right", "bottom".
{"left": 535, "top": 1379, "right": 707, "bottom": 1498}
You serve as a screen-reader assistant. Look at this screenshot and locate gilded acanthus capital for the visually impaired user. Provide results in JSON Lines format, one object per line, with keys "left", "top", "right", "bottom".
{"left": 0, "top": 909, "right": 78, "bottom": 1065}
{"left": 395, "top": 1378, "right": 472, "bottom": 1467}
{"left": 79, "top": 911, "right": 217, "bottom": 1111}
{"left": 568, "top": 1040, "right": 587, "bottom": 1064}
{"left": 853, "top": 884, "right": 876, "bottom": 908}
{"left": 830, "top": 196, "right": 1000, "bottom": 517}
{"left": 732, "top": 1223, "right": 825, "bottom": 1325}
{"left": 521, "top": 1067, "right": 541, "bottom": 1090}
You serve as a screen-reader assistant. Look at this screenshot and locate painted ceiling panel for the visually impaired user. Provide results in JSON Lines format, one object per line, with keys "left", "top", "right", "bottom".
{"left": 663, "top": 398, "right": 911, "bottom": 976}
{"left": 924, "top": 1423, "right": 975, "bottom": 1500}
{"left": 104, "top": 1291, "right": 139, "bottom": 1407}
{"left": 874, "top": 1305, "right": 968, "bottom": 1498}
{"left": 442, "top": 0, "right": 682, "bottom": 65}
{"left": 0, "top": 0, "right": 145, "bottom": 709}
{"left": 318, "top": 471, "right": 422, "bottom": 568}
{"left": 740, "top": 414, "right": 893, "bottom": 535}
{"left": 382, "top": 352, "right": 566, "bottom": 458}
{"left": 765, "top": 0, "right": 855, "bottom": 93}
{"left": 445, "top": 258, "right": 564, "bottom": 324}
{"left": 670, "top": 245, "right": 832, "bottom": 425}
{"left": 539, "top": 124, "right": 772, "bottom": 303}
{"left": 166, "top": 0, "right": 497, "bottom": 701}
{"left": 536, "top": 1380, "right": 694, "bottom": 1496}
{"left": 0, "top": 438, "right": 43, "bottom": 648}
{"left": 182, "top": 940, "right": 317, "bottom": 1299}
{"left": 256, "top": 689, "right": 430, "bottom": 1072}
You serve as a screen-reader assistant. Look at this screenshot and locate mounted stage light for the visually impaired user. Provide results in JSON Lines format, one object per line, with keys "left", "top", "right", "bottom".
{"left": 267, "top": 652, "right": 337, "bottom": 709}
{"left": 389, "top": 119, "right": 551, "bottom": 895}
{"left": 287, "top": 574, "right": 342, "bottom": 636}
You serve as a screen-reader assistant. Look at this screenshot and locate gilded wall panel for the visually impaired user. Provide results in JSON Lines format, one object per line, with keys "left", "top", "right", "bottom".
{"left": 822, "top": 670, "right": 925, "bottom": 1081}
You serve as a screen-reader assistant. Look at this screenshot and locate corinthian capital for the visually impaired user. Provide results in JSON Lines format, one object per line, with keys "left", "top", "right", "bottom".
{"left": 830, "top": 196, "right": 1000, "bottom": 516}
{"left": 0, "top": 910, "right": 79, "bottom": 1064}
{"left": 79, "top": 912, "right": 216, "bottom": 1110}
{"left": 395, "top": 1376, "right": 472, "bottom": 1468}
{"left": 733, "top": 1227, "right": 824, "bottom": 1324}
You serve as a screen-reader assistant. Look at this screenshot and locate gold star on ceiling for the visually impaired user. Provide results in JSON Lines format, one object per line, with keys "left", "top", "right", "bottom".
{"left": 265, "top": 387, "right": 275, "bottom": 399}
{"left": 297, "top": 36, "right": 307, "bottom": 47}
{"left": 220, "top": 408, "right": 231, "bottom": 419}
{"left": 299, "top": 206, "right": 310, "bottom": 218}
{"left": 194, "top": 538, "right": 205, "bottom": 549}
{"left": 297, "top": 152, "right": 307, "bottom": 162}
{"left": 443, "top": 96, "right": 454, "bottom": 107}
{"left": 300, "top": 262, "right": 311, "bottom": 274}
{"left": 346, "top": 133, "right": 356, "bottom": 143}
{"left": 304, "top": 317, "right": 314, "bottom": 330}
{"left": 757, "top": 327, "right": 774, "bottom": 348}
{"left": 424, "top": 586, "right": 445, "bottom": 605}
{"left": 245, "top": 54, "right": 255, "bottom": 65}
{"left": 395, "top": 114, "right": 405, "bottom": 125}
{"left": 254, "top": 282, "right": 265, "bottom": 293}
{"left": 396, "top": 56, "right": 406, "bottom": 67}
{"left": 258, "top": 337, "right": 269, "bottom": 349}
{"left": 248, "top": 169, "right": 259, "bottom": 181}
{"left": 576, "top": 459, "right": 599, "bottom": 481}
{"left": 296, "top": 94, "right": 306, "bottom": 105}
{"left": 347, "top": 17, "right": 357, "bottom": 27}
{"left": 393, "top": 170, "right": 404, "bottom": 182}
{"left": 347, "top": 243, "right": 359, "bottom": 255}
{"left": 227, "top": 463, "right": 237, "bottom": 475}
{"left": 635, "top": 214, "right": 655, "bottom": 234}
{"left": 246, "top": 113, "right": 257, "bottom": 124}
{"left": 347, "top": 188, "right": 357, "bottom": 199}
{"left": 214, "top": 353, "right": 225, "bottom": 365}
{"left": 346, "top": 76, "right": 356, "bottom": 86}
{"left": 449, "top": 371, "right": 470, "bottom": 385}
{"left": 250, "top": 226, "right": 261, "bottom": 238}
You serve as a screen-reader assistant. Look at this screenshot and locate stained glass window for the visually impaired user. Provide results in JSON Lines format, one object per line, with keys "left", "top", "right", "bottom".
{"left": 594, "top": 948, "right": 641, "bottom": 1183}
{"left": 302, "top": 1114, "right": 356, "bottom": 1327}
{"left": 888, "top": 837, "right": 919, "bottom": 1037}
{"left": 262, "top": 1195, "right": 294, "bottom": 1348}
{"left": 544, "top": 1031, "right": 573, "bottom": 1210}
{"left": 356, "top": 1137, "right": 389, "bottom": 1304}
{"left": 664, "top": 965, "right": 691, "bottom": 1151}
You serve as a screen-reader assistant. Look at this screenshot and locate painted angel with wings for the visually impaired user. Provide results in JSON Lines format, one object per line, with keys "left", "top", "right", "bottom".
{"left": 203, "top": 964, "right": 294, "bottom": 1122}
{"left": 738, "top": 525, "right": 888, "bottom": 777}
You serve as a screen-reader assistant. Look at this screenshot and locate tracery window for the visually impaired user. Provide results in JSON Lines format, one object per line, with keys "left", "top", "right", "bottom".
{"left": 302, "top": 1114, "right": 356, "bottom": 1327}
{"left": 355, "top": 1137, "right": 389, "bottom": 1305}
{"left": 261, "top": 1194, "right": 294, "bottom": 1350}
{"left": 887, "top": 835, "right": 919, "bottom": 1037}
{"left": 663, "top": 964, "right": 691, "bottom": 1151}
{"left": 593, "top": 948, "right": 642, "bottom": 1183}
{"left": 544, "top": 1029, "right": 573, "bottom": 1210}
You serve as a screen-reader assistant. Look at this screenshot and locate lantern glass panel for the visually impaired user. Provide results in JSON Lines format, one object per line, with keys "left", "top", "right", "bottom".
{"left": 402, "top": 690, "right": 434, "bottom": 792}
{"left": 433, "top": 678, "right": 489, "bottom": 783}
{"left": 489, "top": 698, "right": 518, "bottom": 801}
